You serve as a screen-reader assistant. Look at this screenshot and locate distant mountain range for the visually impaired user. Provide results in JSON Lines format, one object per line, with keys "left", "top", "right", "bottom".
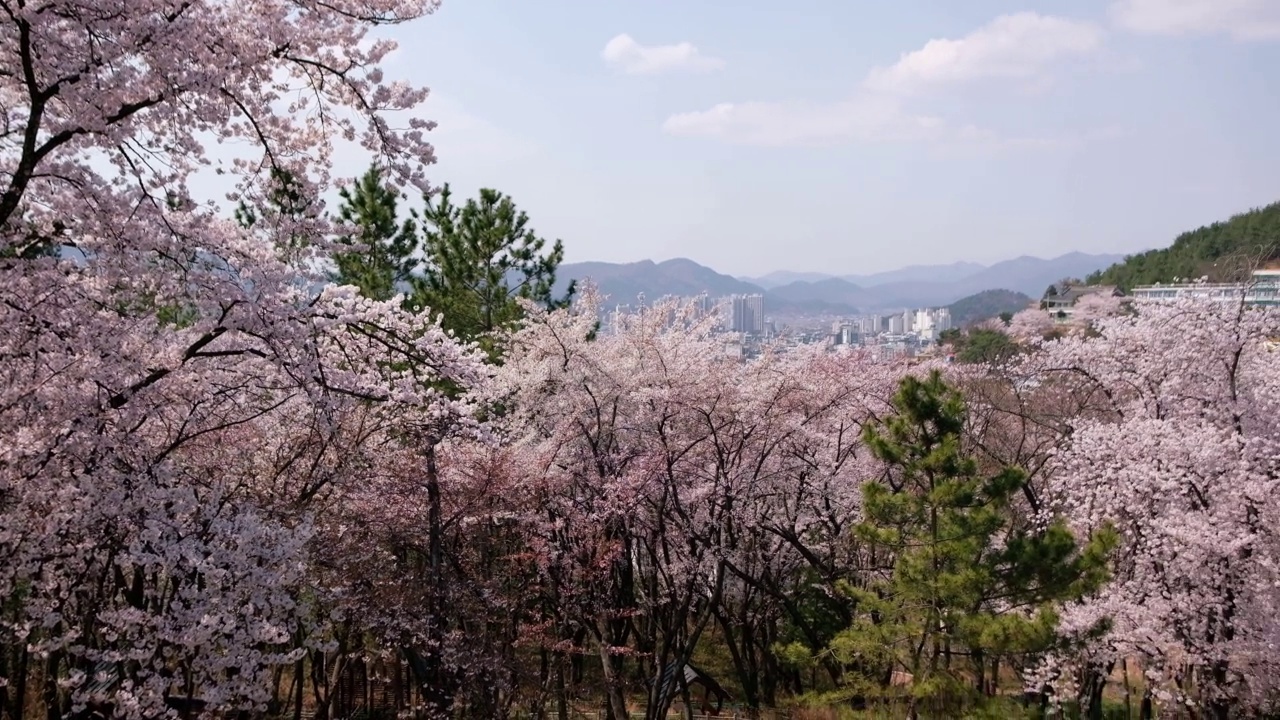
{"left": 745, "top": 261, "right": 987, "bottom": 290}
{"left": 554, "top": 259, "right": 761, "bottom": 304}
{"left": 555, "top": 252, "right": 1126, "bottom": 314}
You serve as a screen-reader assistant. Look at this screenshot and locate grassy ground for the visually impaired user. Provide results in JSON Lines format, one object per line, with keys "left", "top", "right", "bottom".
{"left": 785, "top": 698, "right": 1138, "bottom": 720}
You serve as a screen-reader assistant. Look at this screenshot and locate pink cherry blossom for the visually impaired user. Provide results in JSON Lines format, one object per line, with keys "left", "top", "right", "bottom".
{"left": 1029, "top": 298, "right": 1280, "bottom": 716}
{"left": 0, "top": 1, "right": 484, "bottom": 717}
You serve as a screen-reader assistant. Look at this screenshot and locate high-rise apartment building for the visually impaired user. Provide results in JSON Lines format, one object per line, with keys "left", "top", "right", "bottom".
{"left": 935, "top": 308, "right": 952, "bottom": 332}
{"left": 693, "top": 294, "right": 716, "bottom": 319}
{"left": 746, "top": 294, "right": 764, "bottom": 334}
{"left": 726, "top": 294, "right": 766, "bottom": 334}
{"left": 911, "top": 307, "right": 954, "bottom": 342}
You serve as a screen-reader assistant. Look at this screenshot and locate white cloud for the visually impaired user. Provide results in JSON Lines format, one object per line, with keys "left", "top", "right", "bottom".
{"left": 660, "top": 97, "right": 1089, "bottom": 149}
{"left": 662, "top": 97, "right": 947, "bottom": 147}
{"left": 1110, "top": 0, "right": 1280, "bottom": 40}
{"left": 864, "top": 13, "right": 1103, "bottom": 95}
{"left": 601, "top": 33, "right": 725, "bottom": 75}
{"left": 662, "top": 13, "right": 1104, "bottom": 148}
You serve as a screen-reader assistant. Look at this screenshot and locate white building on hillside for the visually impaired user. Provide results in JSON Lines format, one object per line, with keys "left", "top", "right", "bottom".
{"left": 1129, "top": 268, "right": 1280, "bottom": 307}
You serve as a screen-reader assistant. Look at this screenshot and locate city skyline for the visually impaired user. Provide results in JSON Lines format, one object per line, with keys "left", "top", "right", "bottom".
{"left": 352, "top": 0, "right": 1280, "bottom": 276}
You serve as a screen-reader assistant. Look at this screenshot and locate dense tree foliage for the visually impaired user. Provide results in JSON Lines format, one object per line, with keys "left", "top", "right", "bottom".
{"left": 1028, "top": 299, "right": 1280, "bottom": 720}
{"left": 247, "top": 166, "right": 572, "bottom": 345}
{"left": 950, "top": 327, "right": 1021, "bottom": 364}
{"left": 0, "top": 2, "right": 478, "bottom": 719}
{"left": 3, "top": 1, "right": 1280, "bottom": 719}
{"left": 1088, "top": 201, "right": 1280, "bottom": 288}
{"left": 412, "top": 185, "right": 574, "bottom": 350}
{"left": 828, "top": 372, "right": 1115, "bottom": 718}
{"left": 332, "top": 166, "right": 421, "bottom": 302}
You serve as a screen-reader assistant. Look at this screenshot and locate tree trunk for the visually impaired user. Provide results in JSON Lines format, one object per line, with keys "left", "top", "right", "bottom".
{"left": 1082, "top": 661, "right": 1111, "bottom": 720}
{"left": 760, "top": 618, "right": 779, "bottom": 708}
{"left": 1209, "top": 658, "right": 1233, "bottom": 720}
{"left": 421, "top": 441, "right": 455, "bottom": 716}
{"left": 679, "top": 674, "right": 695, "bottom": 720}
{"left": 974, "top": 649, "right": 985, "bottom": 694}
{"left": 716, "top": 607, "right": 758, "bottom": 710}
{"left": 43, "top": 650, "right": 61, "bottom": 720}
{"left": 8, "top": 641, "right": 30, "bottom": 720}
{"left": 1121, "top": 657, "right": 1132, "bottom": 720}
{"left": 555, "top": 654, "right": 569, "bottom": 720}
{"left": 597, "top": 640, "right": 628, "bottom": 720}
{"left": 0, "top": 639, "right": 8, "bottom": 720}
{"left": 292, "top": 655, "right": 304, "bottom": 720}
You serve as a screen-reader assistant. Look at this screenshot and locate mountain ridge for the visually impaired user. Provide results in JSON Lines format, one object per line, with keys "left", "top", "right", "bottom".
{"left": 742, "top": 261, "right": 987, "bottom": 289}
{"left": 557, "top": 252, "right": 1124, "bottom": 313}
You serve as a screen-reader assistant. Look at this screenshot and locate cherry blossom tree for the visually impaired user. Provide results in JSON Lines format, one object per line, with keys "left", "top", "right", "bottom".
{"left": 495, "top": 290, "right": 930, "bottom": 717}
{"left": 1006, "top": 307, "right": 1057, "bottom": 343}
{"left": 7, "top": 7, "right": 1275, "bottom": 715}
{"left": 0, "top": 0, "right": 496, "bottom": 717}
{"left": 1032, "top": 298, "right": 1280, "bottom": 718}
{"left": 495, "top": 290, "right": 722, "bottom": 719}
{"left": 1067, "top": 292, "right": 1124, "bottom": 329}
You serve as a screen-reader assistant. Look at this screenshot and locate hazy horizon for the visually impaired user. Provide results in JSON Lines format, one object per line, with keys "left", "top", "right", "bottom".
{"left": 345, "top": 0, "right": 1279, "bottom": 276}
{"left": 559, "top": 249, "right": 1127, "bottom": 279}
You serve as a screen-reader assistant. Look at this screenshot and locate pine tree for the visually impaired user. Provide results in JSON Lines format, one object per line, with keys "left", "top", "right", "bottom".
{"left": 239, "top": 171, "right": 575, "bottom": 353}
{"left": 331, "top": 165, "right": 420, "bottom": 302}
{"left": 830, "top": 371, "right": 1115, "bottom": 717}
{"left": 233, "top": 167, "right": 314, "bottom": 266}
{"left": 955, "top": 328, "right": 1018, "bottom": 364}
{"left": 411, "top": 184, "right": 574, "bottom": 351}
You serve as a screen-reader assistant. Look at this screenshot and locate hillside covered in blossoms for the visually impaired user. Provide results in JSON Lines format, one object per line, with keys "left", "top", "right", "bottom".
{"left": 2, "top": 1, "right": 1279, "bottom": 720}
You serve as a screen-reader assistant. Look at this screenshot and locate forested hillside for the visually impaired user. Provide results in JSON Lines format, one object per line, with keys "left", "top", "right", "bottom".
{"left": 948, "top": 288, "right": 1032, "bottom": 326}
{"left": 1088, "top": 201, "right": 1280, "bottom": 288}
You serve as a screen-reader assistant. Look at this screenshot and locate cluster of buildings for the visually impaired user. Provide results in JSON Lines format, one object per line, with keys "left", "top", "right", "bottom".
{"left": 605, "top": 293, "right": 774, "bottom": 339}
{"left": 831, "top": 307, "right": 954, "bottom": 345}
{"left": 608, "top": 292, "right": 951, "bottom": 337}
{"left": 603, "top": 292, "right": 961, "bottom": 361}
{"left": 599, "top": 264, "right": 1280, "bottom": 365}
{"left": 827, "top": 307, "right": 954, "bottom": 360}
{"left": 609, "top": 293, "right": 776, "bottom": 359}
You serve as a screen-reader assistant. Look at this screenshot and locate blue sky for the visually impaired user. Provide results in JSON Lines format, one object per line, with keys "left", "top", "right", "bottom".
{"left": 371, "top": 0, "right": 1280, "bottom": 276}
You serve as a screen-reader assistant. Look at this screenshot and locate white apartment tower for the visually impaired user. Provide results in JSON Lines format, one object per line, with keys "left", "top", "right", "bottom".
{"left": 912, "top": 307, "right": 954, "bottom": 342}
{"left": 727, "top": 294, "right": 766, "bottom": 334}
